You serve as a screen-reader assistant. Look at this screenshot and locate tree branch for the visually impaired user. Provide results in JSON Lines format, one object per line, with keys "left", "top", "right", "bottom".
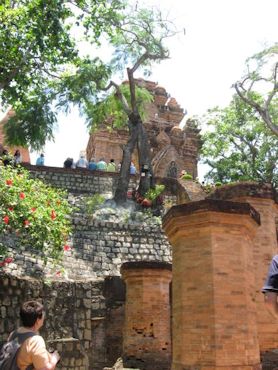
{"left": 103, "top": 80, "right": 132, "bottom": 115}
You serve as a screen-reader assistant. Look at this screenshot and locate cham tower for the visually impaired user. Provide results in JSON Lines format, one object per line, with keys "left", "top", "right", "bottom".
{"left": 86, "top": 78, "right": 201, "bottom": 179}
{"left": 0, "top": 108, "right": 30, "bottom": 162}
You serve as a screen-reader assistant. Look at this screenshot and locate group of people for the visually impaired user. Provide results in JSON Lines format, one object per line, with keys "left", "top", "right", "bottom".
{"left": 1, "top": 149, "right": 138, "bottom": 175}
{"left": 63, "top": 155, "right": 137, "bottom": 174}
{"left": 0, "top": 148, "right": 22, "bottom": 166}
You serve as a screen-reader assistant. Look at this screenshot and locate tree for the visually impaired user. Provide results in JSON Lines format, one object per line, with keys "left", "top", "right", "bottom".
{"left": 1, "top": 1, "right": 177, "bottom": 204}
{"left": 201, "top": 95, "right": 278, "bottom": 187}
{"left": 0, "top": 0, "right": 125, "bottom": 149}
{"left": 234, "top": 43, "right": 278, "bottom": 136}
{"left": 54, "top": 5, "right": 176, "bottom": 203}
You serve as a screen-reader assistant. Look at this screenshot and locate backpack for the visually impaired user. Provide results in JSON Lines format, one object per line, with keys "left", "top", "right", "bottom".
{"left": 0, "top": 331, "right": 35, "bottom": 370}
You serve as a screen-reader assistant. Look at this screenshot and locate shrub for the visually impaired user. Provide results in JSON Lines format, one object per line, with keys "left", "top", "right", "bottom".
{"left": 215, "top": 181, "right": 222, "bottom": 187}
{"left": 86, "top": 193, "right": 105, "bottom": 214}
{"left": 0, "top": 165, "right": 72, "bottom": 265}
{"left": 145, "top": 184, "right": 165, "bottom": 201}
{"left": 181, "top": 173, "right": 193, "bottom": 180}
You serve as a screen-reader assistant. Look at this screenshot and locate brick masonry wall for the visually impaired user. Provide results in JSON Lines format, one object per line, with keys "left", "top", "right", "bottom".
{"left": 163, "top": 200, "right": 261, "bottom": 370}
{"left": 208, "top": 183, "right": 278, "bottom": 353}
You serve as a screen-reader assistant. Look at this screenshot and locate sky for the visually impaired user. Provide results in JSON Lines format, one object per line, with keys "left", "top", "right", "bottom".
{"left": 30, "top": 0, "right": 278, "bottom": 179}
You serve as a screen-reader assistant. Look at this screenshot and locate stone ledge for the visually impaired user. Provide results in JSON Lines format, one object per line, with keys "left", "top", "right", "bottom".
{"left": 162, "top": 199, "right": 261, "bottom": 225}
{"left": 121, "top": 261, "right": 172, "bottom": 272}
{"left": 207, "top": 181, "right": 277, "bottom": 203}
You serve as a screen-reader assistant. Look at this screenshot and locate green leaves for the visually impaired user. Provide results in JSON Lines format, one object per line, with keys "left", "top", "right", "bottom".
{"left": 0, "top": 0, "right": 125, "bottom": 149}
{"left": 84, "top": 83, "right": 153, "bottom": 131}
{"left": 235, "top": 43, "right": 278, "bottom": 136}
{"left": 0, "top": 165, "right": 72, "bottom": 265}
{"left": 0, "top": 0, "right": 175, "bottom": 150}
{"left": 201, "top": 95, "right": 278, "bottom": 187}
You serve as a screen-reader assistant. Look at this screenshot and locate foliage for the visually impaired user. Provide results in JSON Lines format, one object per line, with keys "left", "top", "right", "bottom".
{"left": 145, "top": 184, "right": 165, "bottom": 201}
{"left": 234, "top": 43, "right": 278, "bottom": 136}
{"left": 214, "top": 181, "right": 222, "bottom": 187}
{"left": 0, "top": 0, "right": 176, "bottom": 150}
{"left": 85, "top": 84, "right": 154, "bottom": 132}
{"left": 0, "top": 165, "right": 72, "bottom": 265}
{"left": 86, "top": 193, "right": 105, "bottom": 214}
{"left": 0, "top": 0, "right": 126, "bottom": 149}
{"left": 201, "top": 95, "right": 278, "bottom": 187}
{"left": 181, "top": 173, "right": 193, "bottom": 180}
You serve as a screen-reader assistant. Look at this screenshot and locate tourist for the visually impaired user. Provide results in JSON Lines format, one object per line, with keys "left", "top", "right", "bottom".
{"left": 76, "top": 154, "right": 88, "bottom": 169}
{"left": 262, "top": 255, "right": 278, "bottom": 318}
{"left": 97, "top": 158, "right": 107, "bottom": 171}
{"left": 36, "top": 153, "right": 45, "bottom": 166}
{"left": 63, "top": 157, "right": 73, "bottom": 169}
{"left": 14, "top": 149, "right": 22, "bottom": 165}
{"left": 5, "top": 300, "right": 60, "bottom": 369}
{"left": 130, "top": 161, "right": 137, "bottom": 175}
{"left": 88, "top": 158, "right": 97, "bottom": 171}
{"left": 107, "top": 159, "right": 116, "bottom": 172}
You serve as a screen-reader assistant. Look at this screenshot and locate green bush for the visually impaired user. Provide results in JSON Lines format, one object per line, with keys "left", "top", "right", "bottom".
{"left": 215, "top": 181, "right": 222, "bottom": 187}
{"left": 0, "top": 165, "right": 72, "bottom": 265}
{"left": 86, "top": 194, "right": 105, "bottom": 214}
{"left": 145, "top": 184, "right": 165, "bottom": 201}
{"left": 181, "top": 173, "right": 193, "bottom": 180}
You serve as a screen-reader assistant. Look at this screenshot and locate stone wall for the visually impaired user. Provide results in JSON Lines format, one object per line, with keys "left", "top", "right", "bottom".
{"left": 0, "top": 164, "right": 174, "bottom": 369}
{"left": 2, "top": 198, "right": 172, "bottom": 280}
{"left": 22, "top": 163, "right": 136, "bottom": 196}
{"left": 21, "top": 164, "right": 181, "bottom": 204}
{"left": 0, "top": 274, "right": 110, "bottom": 370}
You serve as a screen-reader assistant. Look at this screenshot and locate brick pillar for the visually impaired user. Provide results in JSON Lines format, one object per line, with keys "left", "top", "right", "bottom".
{"left": 163, "top": 199, "right": 261, "bottom": 370}
{"left": 121, "top": 261, "right": 172, "bottom": 370}
{"left": 208, "top": 183, "right": 278, "bottom": 353}
{"left": 235, "top": 197, "right": 278, "bottom": 353}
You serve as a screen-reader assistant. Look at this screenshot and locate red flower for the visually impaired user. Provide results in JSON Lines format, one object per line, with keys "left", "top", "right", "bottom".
{"left": 4, "top": 257, "right": 13, "bottom": 264}
{"left": 6, "top": 179, "right": 13, "bottom": 186}
{"left": 24, "top": 220, "right": 30, "bottom": 227}
{"left": 56, "top": 271, "right": 61, "bottom": 276}
{"left": 3, "top": 215, "right": 9, "bottom": 224}
{"left": 31, "top": 207, "right": 36, "bottom": 212}
{"left": 8, "top": 207, "right": 14, "bottom": 211}
{"left": 63, "top": 245, "right": 71, "bottom": 251}
{"left": 19, "top": 192, "right": 25, "bottom": 199}
{"left": 51, "top": 210, "right": 56, "bottom": 220}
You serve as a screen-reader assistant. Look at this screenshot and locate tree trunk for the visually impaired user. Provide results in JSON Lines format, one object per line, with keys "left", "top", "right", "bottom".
{"left": 137, "top": 119, "right": 155, "bottom": 196}
{"left": 114, "top": 118, "right": 139, "bottom": 204}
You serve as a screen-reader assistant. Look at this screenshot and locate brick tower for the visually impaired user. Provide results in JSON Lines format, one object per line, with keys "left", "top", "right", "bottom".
{"left": 86, "top": 79, "right": 201, "bottom": 179}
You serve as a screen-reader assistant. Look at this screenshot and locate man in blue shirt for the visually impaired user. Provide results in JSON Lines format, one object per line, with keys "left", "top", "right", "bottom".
{"left": 36, "top": 154, "right": 45, "bottom": 166}
{"left": 88, "top": 158, "right": 97, "bottom": 171}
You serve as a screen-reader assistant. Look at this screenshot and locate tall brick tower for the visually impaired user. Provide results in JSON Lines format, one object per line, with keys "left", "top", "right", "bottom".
{"left": 86, "top": 79, "right": 201, "bottom": 179}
